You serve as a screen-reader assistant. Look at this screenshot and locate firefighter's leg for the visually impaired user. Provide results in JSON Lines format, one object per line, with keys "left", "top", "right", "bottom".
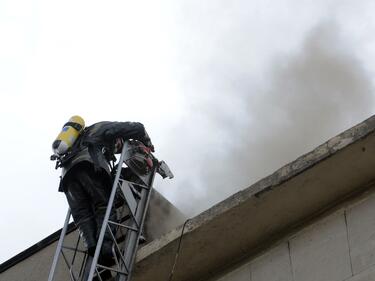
{"left": 95, "top": 206, "right": 117, "bottom": 266}
{"left": 65, "top": 180, "right": 97, "bottom": 256}
{"left": 81, "top": 168, "right": 116, "bottom": 265}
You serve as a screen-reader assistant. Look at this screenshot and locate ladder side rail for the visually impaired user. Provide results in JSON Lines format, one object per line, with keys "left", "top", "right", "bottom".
{"left": 116, "top": 181, "right": 145, "bottom": 278}
{"left": 126, "top": 171, "right": 156, "bottom": 281}
{"left": 119, "top": 165, "right": 157, "bottom": 281}
{"left": 86, "top": 142, "right": 129, "bottom": 281}
{"left": 48, "top": 208, "right": 72, "bottom": 281}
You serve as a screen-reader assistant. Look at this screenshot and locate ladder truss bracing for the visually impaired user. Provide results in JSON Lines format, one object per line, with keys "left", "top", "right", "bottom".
{"left": 48, "top": 140, "right": 170, "bottom": 281}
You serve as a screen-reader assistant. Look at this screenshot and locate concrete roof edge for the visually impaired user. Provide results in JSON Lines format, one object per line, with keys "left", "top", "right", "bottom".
{"left": 137, "top": 114, "right": 375, "bottom": 262}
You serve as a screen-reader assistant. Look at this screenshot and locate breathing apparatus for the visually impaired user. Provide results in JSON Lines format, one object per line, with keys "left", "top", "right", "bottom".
{"left": 52, "top": 115, "right": 85, "bottom": 156}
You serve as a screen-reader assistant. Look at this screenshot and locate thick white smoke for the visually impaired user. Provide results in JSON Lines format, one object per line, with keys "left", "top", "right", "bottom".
{"left": 159, "top": 22, "right": 374, "bottom": 216}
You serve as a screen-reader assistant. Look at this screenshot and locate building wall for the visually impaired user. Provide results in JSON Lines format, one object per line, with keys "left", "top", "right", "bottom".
{"left": 214, "top": 187, "right": 375, "bottom": 281}
{"left": 0, "top": 230, "right": 82, "bottom": 281}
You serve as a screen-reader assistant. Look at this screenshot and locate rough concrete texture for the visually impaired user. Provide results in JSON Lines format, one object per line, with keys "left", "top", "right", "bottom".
{"left": 216, "top": 264, "right": 251, "bottom": 281}
{"left": 289, "top": 211, "right": 352, "bottom": 281}
{"left": 214, "top": 191, "right": 375, "bottom": 281}
{"left": 134, "top": 115, "right": 375, "bottom": 281}
{"left": 346, "top": 265, "right": 375, "bottom": 281}
{"left": 251, "top": 243, "right": 293, "bottom": 281}
{"left": 346, "top": 193, "right": 375, "bottom": 275}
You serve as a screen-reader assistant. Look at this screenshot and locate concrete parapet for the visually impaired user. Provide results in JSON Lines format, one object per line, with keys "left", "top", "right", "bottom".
{"left": 134, "top": 115, "right": 375, "bottom": 281}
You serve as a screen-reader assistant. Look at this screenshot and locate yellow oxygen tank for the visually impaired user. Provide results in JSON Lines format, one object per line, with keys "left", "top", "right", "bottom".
{"left": 52, "top": 115, "right": 85, "bottom": 155}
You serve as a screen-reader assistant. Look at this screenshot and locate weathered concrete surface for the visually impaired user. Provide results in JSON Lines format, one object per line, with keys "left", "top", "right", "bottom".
{"left": 347, "top": 265, "right": 375, "bottom": 281}
{"left": 346, "top": 193, "right": 375, "bottom": 274}
{"left": 251, "top": 243, "right": 293, "bottom": 281}
{"left": 289, "top": 211, "right": 352, "bottom": 281}
{"left": 216, "top": 264, "right": 250, "bottom": 281}
{"left": 214, "top": 189, "right": 375, "bottom": 281}
{"left": 134, "top": 116, "right": 375, "bottom": 281}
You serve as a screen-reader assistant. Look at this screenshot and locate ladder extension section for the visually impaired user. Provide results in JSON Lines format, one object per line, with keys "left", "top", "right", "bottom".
{"left": 48, "top": 140, "right": 168, "bottom": 281}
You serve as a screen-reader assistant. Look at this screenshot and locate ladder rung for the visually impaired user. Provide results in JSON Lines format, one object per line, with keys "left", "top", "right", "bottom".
{"left": 121, "top": 180, "right": 150, "bottom": 191}
{"left": 108, "top": 220, "right": 140, "bottom": 232}
{"left": 61, "top": 246, "right": 87, "bottom": 254}
{"left": 96, "top": 264, "right": 128, "bottom": 276}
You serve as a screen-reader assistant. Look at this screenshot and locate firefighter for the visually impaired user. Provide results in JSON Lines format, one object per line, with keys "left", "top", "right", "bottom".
{"left": 52, "top": 116, "right": 154, "bottom": 265}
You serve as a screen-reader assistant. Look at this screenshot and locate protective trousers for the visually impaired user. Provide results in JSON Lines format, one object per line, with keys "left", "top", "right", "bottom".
{"left": 64, "top": 163, "right": 116, "bottom": 261}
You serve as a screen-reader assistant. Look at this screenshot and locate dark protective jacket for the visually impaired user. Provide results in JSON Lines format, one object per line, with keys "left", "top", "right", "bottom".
{"left": 58, "top": 121, "right": 152, "bottom": 192}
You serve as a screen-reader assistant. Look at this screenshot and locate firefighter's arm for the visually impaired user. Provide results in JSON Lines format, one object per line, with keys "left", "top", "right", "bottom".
{"left": 104, "top": 122, "right": 154, "bottom": 151}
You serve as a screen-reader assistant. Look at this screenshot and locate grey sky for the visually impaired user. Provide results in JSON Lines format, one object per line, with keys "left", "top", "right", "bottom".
{"left": 1, "top": 0, "right": 375, "bottom": 263}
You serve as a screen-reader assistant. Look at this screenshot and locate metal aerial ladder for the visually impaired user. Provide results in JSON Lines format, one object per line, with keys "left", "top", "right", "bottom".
{"left": 48, "top": 140, "right": 174, "bottom": 281}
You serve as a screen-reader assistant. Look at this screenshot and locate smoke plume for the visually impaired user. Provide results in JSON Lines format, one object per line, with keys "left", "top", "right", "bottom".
{"left": 160, "top": 22, "right": 374, "bottom": 217}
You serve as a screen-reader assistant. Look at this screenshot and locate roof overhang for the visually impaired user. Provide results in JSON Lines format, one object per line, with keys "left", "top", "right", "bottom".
{"left": 133, "top": 116, "right": 375, "bottom": 281}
